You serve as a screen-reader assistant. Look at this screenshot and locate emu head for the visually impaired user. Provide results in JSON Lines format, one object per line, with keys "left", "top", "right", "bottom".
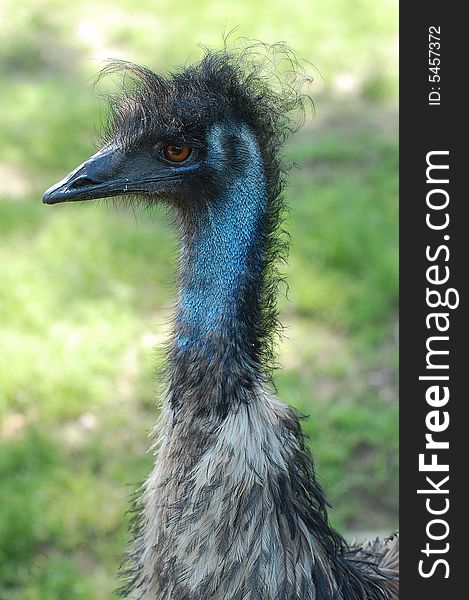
{"left": 43, "top": 47, "right": 306, "bottom": 209}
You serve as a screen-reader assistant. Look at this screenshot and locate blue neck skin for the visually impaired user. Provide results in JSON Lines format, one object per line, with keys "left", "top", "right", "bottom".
{"left": 175, "top": 124, "right": 267, "bottom": 355}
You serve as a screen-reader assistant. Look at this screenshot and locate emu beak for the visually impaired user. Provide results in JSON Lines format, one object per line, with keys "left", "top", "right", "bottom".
{"left": 42, "top": 147, "right": 129, "bottom": 205}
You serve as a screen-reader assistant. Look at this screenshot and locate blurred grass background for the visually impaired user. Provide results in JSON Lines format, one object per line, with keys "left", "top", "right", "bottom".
{"left": 0, "top": 0, "right": 398, "bottom": 598}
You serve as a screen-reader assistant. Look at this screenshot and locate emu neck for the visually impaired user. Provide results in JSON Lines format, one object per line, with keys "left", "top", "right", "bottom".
{"left": 170, "top": 125, "right": 268, "bottom": 412}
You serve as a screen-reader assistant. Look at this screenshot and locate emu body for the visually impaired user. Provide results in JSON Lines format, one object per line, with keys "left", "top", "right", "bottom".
{"left": 43, "top": 47, "right": 398, "bottom": 599}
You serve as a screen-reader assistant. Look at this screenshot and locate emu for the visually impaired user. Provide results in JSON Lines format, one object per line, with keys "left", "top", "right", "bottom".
{"left": 43, "top": 46, "right": 398, "bottom": 600}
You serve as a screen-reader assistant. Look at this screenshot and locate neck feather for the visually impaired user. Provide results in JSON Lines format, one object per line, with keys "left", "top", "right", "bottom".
{"left": 168, "top": 124, "right": 273, "bottom": 415}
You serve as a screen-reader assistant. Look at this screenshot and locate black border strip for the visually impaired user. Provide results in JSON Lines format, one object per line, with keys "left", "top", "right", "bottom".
{"left": 400, "top": 3, "right": 463, "bottom": 597}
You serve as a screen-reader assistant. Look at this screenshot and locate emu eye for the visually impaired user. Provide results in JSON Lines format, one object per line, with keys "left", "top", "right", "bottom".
{"left": 162, "top": 145, "right": 192, "bottom": 162}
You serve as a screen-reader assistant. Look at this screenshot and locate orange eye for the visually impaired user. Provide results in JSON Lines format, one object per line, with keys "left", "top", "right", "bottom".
{"left": 163, "top": 145, "right": 192, "bottom": 162}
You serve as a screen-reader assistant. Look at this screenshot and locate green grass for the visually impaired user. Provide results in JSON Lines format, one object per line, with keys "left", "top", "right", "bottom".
{"left": 1, "top": 1, "right": 397, "bottom": 597}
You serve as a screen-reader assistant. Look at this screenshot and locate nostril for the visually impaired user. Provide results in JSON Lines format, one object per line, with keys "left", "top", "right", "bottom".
{"left": 69, "top": 176, "right": 98, "bottom": 189}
